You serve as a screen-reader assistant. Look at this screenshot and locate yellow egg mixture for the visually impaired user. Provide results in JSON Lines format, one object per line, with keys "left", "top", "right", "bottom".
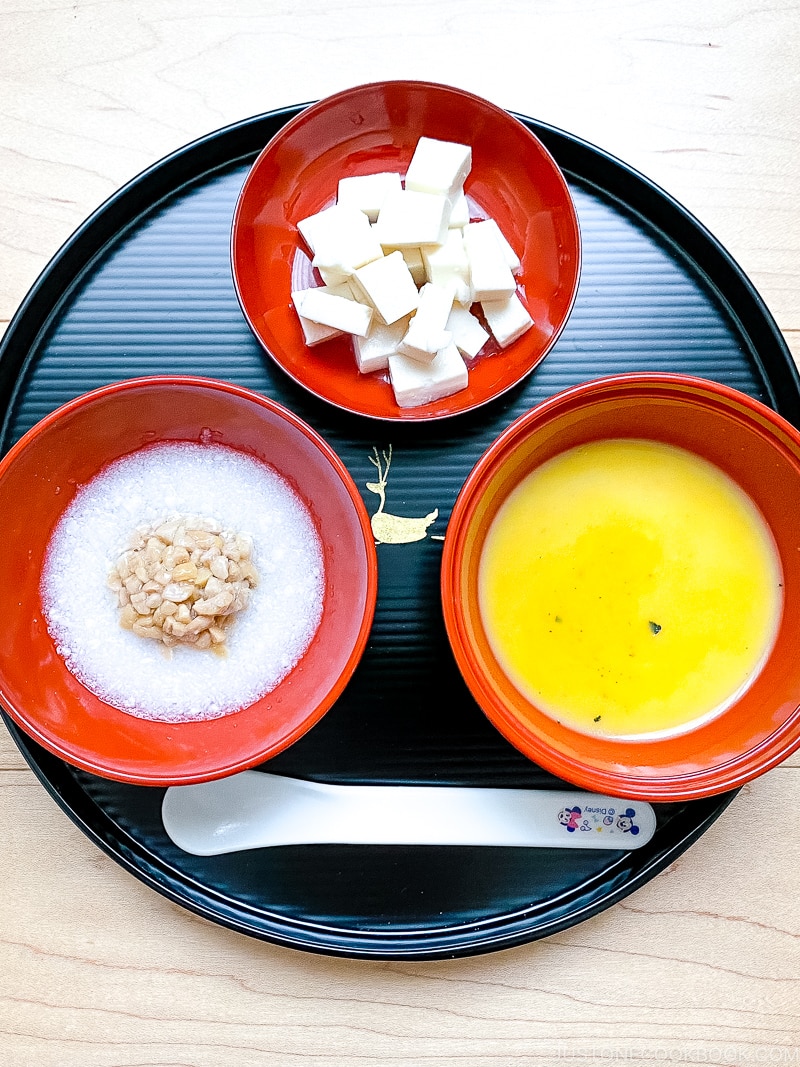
{"left": 478, "top": 439, "right": 783, "bottom": 739}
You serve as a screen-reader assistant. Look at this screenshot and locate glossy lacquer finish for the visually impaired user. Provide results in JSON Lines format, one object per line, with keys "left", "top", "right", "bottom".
{"left": 0, "top": 377, "right": 377, "bottom": 785}
{"left": 231, "top": 81, "right": 581, "bottom": 421}
{"left": 442, "top": 373, "right": 800, "bottom": 802}
{"left": 0, "top": 104, "right": 797, "bottom": 959}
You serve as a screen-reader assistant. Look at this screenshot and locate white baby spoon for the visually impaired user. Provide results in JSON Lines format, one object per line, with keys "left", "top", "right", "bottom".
{"left": 162, "top": 771, "right": 657, "bottom": 856}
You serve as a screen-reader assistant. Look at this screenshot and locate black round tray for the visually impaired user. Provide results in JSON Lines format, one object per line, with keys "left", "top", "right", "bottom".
{"left": 2, "top": 105, "right": 796, "bottom": 961}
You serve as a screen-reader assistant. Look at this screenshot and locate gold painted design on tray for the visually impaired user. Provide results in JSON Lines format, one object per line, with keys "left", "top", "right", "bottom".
{"left": 366, "top": 445, "right": 438, "bottom": 544}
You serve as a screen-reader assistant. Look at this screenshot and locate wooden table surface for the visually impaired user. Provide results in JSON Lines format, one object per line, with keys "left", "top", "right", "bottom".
{"left": 1, "top": 2, "right": 798, "bottom": 1064}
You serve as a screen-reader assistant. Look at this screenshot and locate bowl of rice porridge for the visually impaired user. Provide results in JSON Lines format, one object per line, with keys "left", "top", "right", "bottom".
{"left": 0, "top": 376, "right": 378, "bottom": 785}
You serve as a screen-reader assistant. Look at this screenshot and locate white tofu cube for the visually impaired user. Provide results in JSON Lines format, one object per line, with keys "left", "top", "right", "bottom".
{"left": 296, "top": 204, "right": 352, "bottom": 255}
{"left": 352, "top": 250, "right": 420, "bottom": 325}
{"left": 295, "top": 287, "right": 373, "bottom": 337}
{"left": 314, "top": 263, "right": 352, "bottom": 287}
{"left": 292, "top": 283, "right": 356, "bottom": 346}
{"left": 337, "top": 172, "right": 402, "bottom": 222}
{"left": 295, "top": 313, "right": 342, "bottom": 347}
{"left": 422, "top": 229, "right": 470, "bottom": 290}
{"left": 446, "top": 305, "right": 490, "bottom": 359}
{"left": 324, "top": 280, "right": 357, "bottom": 300}
{"left": 477, "top": 217, "right": 521, "bottom": 272}
{"left": 481, "top": 293, "right": 534, "bottom": 347}
{"left": 448, "top": 190, "right": 470, "bottom": 229}
{"left": 401, "top": 246, "right": 427, "bottom": 287}
{"left": 311, "top": 232, "right": 384, "bottom": 278}
{"left": 389, "top": 340, "right": 469, "bottom": 409}
{"left": 451, "top": 279, "right": 474, "bottom": 307}
{"left": 405, "top": 137, "right": 472, "bottom": 199}
{"left": 373, "top": 188, "right": 451, "bottom": 248}
{"left": 463, "top": 221, "right": 517, "bottom": 301}
{"left": 352, "top": 316, "right": 411, "bottom": 374}
{"left": 297, "top": 204, "right": 383, "bottom": 277}
{"left": 397, "top": 283, "right": 455, "bottom": 364}
{"left": 375, "top": 237, "right": 427, "bottom": 287}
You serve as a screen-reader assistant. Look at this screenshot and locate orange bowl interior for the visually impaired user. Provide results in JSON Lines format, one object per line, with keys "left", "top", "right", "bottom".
{"left": 231, "top": 79, "right": 581, "bottom": 420}
{"left": 0, "top": 377, "right": 377, "bottom": 785}
{"left": 441, "top": 373, "right": 800, "bottom": 801}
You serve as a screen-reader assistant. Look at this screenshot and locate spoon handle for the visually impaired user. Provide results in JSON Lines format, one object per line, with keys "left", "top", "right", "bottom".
{"left": 162, "top": 772, "right": 657, "bottom": 856}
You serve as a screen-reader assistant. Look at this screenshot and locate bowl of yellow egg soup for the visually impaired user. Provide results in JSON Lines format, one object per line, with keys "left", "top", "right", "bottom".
{"left": 441, "top": 373, "right": 800, "bottom": 801}
{"left": 0, "top": 377, "right": 378, "bottom": 786}
{"left": 231, "top": 80, "right": 581, "bottom": 421}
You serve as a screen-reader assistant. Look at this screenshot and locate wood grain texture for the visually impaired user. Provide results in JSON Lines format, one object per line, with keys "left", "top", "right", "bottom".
{"left": 1, "top": 2, "right": 799, "bottom": 1064}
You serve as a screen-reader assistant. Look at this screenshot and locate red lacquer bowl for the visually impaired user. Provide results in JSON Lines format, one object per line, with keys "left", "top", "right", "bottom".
{"left": 231, "top": 80, "right": 581, "bottom": 421}
{"left": 441, "top": 373, "right": 800, "bottom": 801}
{"left": 0, "top": 377, "right": 377, "bottom": 785}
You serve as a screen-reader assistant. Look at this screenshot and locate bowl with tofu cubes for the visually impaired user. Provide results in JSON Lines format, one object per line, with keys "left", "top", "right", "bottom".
{"left": 231, "top": 80, "right": 581, "bottom": 420}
